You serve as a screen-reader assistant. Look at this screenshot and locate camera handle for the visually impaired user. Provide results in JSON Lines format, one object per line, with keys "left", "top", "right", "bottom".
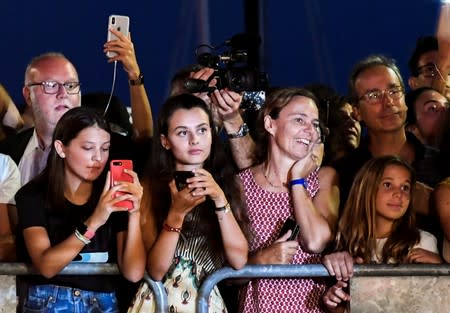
{"left": 184, "top": 71, "right": 218, "bottom": 94}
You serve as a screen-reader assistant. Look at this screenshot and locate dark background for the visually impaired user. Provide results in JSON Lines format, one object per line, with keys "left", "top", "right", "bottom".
{"left": 0, "top": 0, "right": 440, "bottom": 115}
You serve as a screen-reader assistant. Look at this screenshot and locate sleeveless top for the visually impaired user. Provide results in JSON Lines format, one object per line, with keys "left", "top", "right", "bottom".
{"left": 238, "top": 168, "right": 325, "bottom": 313}
{"left": 128, "top": 206, "right": 227, "bottom": 313}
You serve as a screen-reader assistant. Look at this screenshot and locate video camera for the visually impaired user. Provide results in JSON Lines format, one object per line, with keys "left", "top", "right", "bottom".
{"left": 184, "top": 33, "right": 269, "bottom": 93}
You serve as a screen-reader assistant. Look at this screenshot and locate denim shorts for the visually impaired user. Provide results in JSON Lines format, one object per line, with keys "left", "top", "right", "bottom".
{"left": 23, "top": 284, "right": 119, "bottom": 313}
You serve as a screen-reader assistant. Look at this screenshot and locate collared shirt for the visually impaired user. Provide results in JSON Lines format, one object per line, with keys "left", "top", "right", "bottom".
{"left": 18, "top": 129, "right": 51, "bottom": 186}
{"left": 0, "top": 153, "right": 20, "bottom": 204}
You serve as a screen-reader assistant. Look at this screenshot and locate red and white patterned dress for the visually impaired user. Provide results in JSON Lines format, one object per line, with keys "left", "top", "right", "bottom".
{"left": 238, "top": 168, "right": 325, "bottom": 313}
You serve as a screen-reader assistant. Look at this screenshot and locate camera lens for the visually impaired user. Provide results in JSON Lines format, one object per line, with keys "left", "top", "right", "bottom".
{"left": 112, "top": 17, "right": 116, "bottom": 24}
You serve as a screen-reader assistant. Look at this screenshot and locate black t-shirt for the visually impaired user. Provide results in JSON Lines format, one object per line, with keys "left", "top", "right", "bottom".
{"left": 15, "top": 180, "right": 128, "bottom": 292}
{"left": 331, "top": 132, "right": 433, "bottom": 213}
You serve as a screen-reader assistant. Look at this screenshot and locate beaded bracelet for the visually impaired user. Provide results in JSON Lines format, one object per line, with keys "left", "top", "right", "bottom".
{"left": 163, "top": 223, "right": 182, "bottom": 233}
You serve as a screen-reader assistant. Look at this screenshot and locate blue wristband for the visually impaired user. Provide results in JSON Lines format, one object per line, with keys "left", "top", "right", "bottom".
{"left": 289, "top": 178, "right": 307, "bottom": 189}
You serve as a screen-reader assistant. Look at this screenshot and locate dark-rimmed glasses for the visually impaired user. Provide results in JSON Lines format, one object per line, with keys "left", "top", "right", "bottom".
{"left": 358, "top": 86, "right": 404, "bottom": 104}
{"left": 27, "top": 81, "right": 81, "bottom": 95}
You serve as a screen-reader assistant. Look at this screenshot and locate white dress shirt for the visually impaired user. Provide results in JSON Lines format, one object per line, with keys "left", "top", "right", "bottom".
{"left": 18, "top": 129, "right": 51, "bottom": 186}
{"left": 0, "top": 153, "right": 20, "bottom": 204}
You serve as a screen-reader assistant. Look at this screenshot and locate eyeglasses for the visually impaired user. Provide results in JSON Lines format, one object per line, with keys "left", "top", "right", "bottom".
{"left": 416, "top": 63, "right": 437, "bottom": 78}
{"left": 27, "top": 81, "right": 81, "bottom": 95}
{"left": 358, "top": 86, "right": 404, "bottom": 104}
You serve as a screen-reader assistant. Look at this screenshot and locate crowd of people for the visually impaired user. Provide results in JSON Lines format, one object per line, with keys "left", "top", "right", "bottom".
{"left": 0, "top": 22, "right": 449, "bottom": 313}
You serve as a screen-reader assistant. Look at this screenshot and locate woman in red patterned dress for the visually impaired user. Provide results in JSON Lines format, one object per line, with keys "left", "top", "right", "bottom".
{"left": 238, "top": 87, "right": 339, "bottom": 313}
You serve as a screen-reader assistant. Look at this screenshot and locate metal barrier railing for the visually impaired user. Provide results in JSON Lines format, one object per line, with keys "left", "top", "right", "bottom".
{"left": 197, "top": 264, "right": 450, "bottom": 313}
{"left": 0, "top": 263, "right": 167, "bottom": 313}
{"left": 0, "top": 262, "right": 120, "bottom": 275}
{"left": 4, "top": 262, "right": 450, "bottom": 313}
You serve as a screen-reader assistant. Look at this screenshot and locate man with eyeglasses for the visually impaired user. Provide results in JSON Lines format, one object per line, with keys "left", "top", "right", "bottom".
{"left": 0, "top": 31, "right": 152, "bottom": 312}
{"left": 0, "top": 29, "right": 152, "bottom": 187}
{"left": 0, "top": 52, "right": 81, "bottom": 186}
{"left": 332, "top": 55, "right": 440, "bottom": 216}
{"left": 408, "top": 35, "right": 450, "bottom": 99}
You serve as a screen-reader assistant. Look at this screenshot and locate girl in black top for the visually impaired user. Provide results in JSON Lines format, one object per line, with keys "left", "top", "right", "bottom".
{"left": 16, "top": 107, "right": 145, "bottom": 312}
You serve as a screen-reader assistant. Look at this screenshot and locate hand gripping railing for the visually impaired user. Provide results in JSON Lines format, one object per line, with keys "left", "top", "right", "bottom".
{"left": 196, "top": 264, "right": 450, "bottom": 313}
{"left": 0, "top": 263, "right": 167, "bottom": 313}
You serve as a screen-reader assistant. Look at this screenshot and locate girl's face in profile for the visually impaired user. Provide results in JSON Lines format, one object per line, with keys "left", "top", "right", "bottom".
{"left": 375, "top": 164, "right": 412, "bottom": 224}
{"left": 58, "top": 125, "right": 110, "bottom": 182}
{"left": 161, "top": 107, "right": 212, "bottom": 170}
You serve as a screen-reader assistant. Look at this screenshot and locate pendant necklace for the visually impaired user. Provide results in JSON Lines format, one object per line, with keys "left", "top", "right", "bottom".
{"left": 263, "top": 165, "right": 286, "bottom": 189}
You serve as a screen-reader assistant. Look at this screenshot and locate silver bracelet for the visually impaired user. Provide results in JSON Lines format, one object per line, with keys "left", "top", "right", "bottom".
{"left": 74, "top": 229, "right": 91, "bottom": 245}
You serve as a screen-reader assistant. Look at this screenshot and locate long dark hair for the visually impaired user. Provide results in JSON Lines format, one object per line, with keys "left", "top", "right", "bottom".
{"left": 142, "top": 94, "right": 250, "bottom": 251}
{"left": 35, "top": 107, "right": 110, "bottom": 211}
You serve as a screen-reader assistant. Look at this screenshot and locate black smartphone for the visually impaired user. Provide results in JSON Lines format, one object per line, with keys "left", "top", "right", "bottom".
{"left": 174, "top": 171, "right": 194, "bottom": 191}
{"left": 279, "top": 217, "right": 300, "bottom": 241}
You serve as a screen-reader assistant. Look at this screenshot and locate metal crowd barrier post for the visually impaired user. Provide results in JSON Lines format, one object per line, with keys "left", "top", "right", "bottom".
{"left": 0, "top": 263, "right": 167, "bottom": 313}
{"left": 142, "top": 272, "right": 168, "bottom": 313}
{"left": 197, "top": 264, "right": 450, "bottom": 313}
{"left": 197, "top": 264, "right": 328, "bottom": 313}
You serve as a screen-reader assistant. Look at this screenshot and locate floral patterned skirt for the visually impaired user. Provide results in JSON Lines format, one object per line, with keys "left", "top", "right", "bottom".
{"left": 128, "top": 256, "right": 227, "bottom": 313}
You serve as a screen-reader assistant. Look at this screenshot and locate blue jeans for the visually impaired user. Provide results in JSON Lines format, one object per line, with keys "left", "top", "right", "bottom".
{"left": 23, "top": 284, "right": 119, "bottom": 313}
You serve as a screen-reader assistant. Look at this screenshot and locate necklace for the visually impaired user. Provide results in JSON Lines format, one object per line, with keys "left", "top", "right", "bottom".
{"left": 263, "top": 165, "right": 286, "bottom": 189}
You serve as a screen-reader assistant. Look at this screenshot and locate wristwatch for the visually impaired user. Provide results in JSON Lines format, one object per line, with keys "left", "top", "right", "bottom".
{"left": 129, "top": 72, "right": 144, "bottom": 86}
{"left": 227, "top": 123, "right": 249, "bottom": 139}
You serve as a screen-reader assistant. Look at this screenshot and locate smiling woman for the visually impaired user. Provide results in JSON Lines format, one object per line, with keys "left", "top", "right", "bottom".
{"left": 238, "top": 87, "right": 339, "bottom": 313}
{"left": 14, "top": 107, "right": 145, "bottom": 313}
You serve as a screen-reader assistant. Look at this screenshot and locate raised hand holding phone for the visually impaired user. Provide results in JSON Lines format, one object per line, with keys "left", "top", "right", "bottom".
{"left": 110, "top": 160, "right": 133, "bottom": 209}
{"left": 106, "top": 15, "right": 130, "bottom": 58}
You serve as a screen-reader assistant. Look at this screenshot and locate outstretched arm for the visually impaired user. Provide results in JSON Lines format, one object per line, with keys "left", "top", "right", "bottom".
{"left": 104, "top": 29, "right": 153, "bottom": 140}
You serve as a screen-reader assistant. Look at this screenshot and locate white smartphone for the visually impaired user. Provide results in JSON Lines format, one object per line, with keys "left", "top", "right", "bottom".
{"left": 106, "top": 15, "right": 130, "bottom": 57}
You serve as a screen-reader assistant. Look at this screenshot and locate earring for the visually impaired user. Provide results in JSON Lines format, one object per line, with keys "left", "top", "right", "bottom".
{"left": 60, "top": 153, "right": 65, "bottom": 158}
